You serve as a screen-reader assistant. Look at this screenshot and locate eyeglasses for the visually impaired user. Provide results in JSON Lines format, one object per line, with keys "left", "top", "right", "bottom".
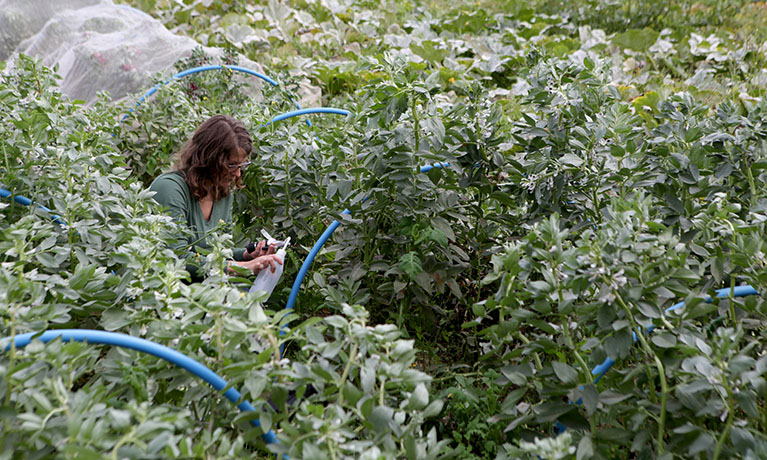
{"left": 227, "top": 161, "right": 251, "bottom": 172}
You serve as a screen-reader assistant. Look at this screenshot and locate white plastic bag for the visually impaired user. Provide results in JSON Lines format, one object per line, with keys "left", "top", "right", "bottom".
{"left": 249, "top": 235, "right": 290, "bottom": 300}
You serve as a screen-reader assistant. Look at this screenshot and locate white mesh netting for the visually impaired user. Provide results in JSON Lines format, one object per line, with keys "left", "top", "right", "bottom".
{"left": 1, "top": 0, "right": 269, "bottom": 104}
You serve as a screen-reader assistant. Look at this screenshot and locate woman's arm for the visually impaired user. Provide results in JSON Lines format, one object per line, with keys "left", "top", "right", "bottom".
{"left": 227, "top": 254, "right": 283, "bottom": 275}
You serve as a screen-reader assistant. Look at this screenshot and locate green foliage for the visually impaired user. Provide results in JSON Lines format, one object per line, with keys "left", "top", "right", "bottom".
{"left": 0, "top": 55, "right": 443, "bottom": 459}
{"left": 4, "top": 0, "right": 767, "bottom": 457}
{"left": 437, "top": 371, "right": 507, "bottom": 460}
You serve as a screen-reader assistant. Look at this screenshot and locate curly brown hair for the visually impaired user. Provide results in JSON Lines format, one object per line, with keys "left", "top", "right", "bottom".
{"left": 174, "top": 115, "right": 252, "bottom": 201}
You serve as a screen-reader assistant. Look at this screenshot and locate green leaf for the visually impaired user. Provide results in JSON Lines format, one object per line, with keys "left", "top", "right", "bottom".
{"left": 560, "top": 153, "right": 584, "bottom": 167}
{"left": 664, "top": 193, "right": 684, "bottom": 214}
{"left": 684, "top": 127, "right": 702, "bottom": 143}
{"left": 711, "top": 256, "right": 727, "bottom": 283}
{"left": 672, "top": 267, "right": 699, "bottom": 282}
{"left": 422, "top": 399, "right": 444, "bottom": 418}
{"left": 612, "top": 28, "right": 660, "bottom": 52}
{"left": 361, "top": 366, "right": 375, "bottom": 394}
{"left": 426, "top": 228, "right": 448, "bottom": 247}
{"left": 100, "top": 309, "right": 132, "bottom": 331}
{"left": 422, "top": 117, "right": 445, "bottom": 147}
{"left": 577, "top": 435, "right": 594, "bottom": 460}
{"left": 409, "top": 40, "right": 449, "bottom": 63}
{"left": 580, "top": 384, "right": 599, "bottom": 416}
{"left": 534, "top": 401, "right": 575, "bottom": 422}
{"left": 552, "top": 361, "right": 578, "bottom": 385}
{"left": 731, "top": 427, "right": 756, "bottom": 452}
{"left": 605, "top": 328, "right": 634, "bottom": 360}
{"left": 399, "top": 252, "right": 423, "bottom": 280}
{"left": 63, "top": 446, "right": 102, "bottom": 460}
{"left": 35, "top": 252, "right": 58, "bottom": 269}
{"left": 651, "top": 332, "right": 677, "bottom": 348}
{"left": 632, "top": 91, "right": 661, "bottom": 113}
{"left": 260, "top": 411, "right": 272, "bottom": 434}
{"left": 500, "top": 388, "right": 527, "bottom": 412}
{"left": 734, "top": 391, "right": 760, "bottom": 419}
{"left": 342, "top": 382, "right": 363, "bottom": 406}
{"left": 302, "top": 442, "right": 328, "bottom": 460}
{"left": 688, "top": 432, "right": 715, "bottom": 456}
{"left": 324, "top": 316, "right": 348, "bottom": 329}
{"left": 368, "top": 406, "right": 393, "bottom": 433}
{"left": 408, "top": 383, "right": 429, "bottom": 410}
{"left": 404, "top": 434, "right": 418, "bottom": 460}
{"left": 69, "top": 264, "right": 96, "bottom": 290}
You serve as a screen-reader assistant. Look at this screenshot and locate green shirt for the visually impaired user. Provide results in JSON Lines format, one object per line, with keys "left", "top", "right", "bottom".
{"left": 149, "top": 171, "right": 245, "bottom": 278}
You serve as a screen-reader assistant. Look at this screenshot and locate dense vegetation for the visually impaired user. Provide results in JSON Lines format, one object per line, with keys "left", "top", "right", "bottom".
{"left": 2, "top": 0, "right": 767, "bottom": 458}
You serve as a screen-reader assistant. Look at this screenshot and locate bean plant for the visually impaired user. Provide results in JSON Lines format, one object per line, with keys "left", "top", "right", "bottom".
{"left": 4, "top": 0, "right": 767, "bottom": 457}
{"left": 0, "top": 55, "right": 444, "bottom": 459}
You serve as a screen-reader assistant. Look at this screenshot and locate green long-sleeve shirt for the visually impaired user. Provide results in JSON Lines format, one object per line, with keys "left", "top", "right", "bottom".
{"left": 149, "top": 171, "right": 245, "bottom": 278}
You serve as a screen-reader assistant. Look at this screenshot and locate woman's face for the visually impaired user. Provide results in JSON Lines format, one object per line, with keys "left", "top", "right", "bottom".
{"left": 223, "top": 148, "right": 249, "bottom": 187}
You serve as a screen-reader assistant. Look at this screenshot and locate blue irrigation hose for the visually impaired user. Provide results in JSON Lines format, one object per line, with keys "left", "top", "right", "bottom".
{"left": 0, "top": 329, "right": 282, "bottom": 451}
{"left": 0, "top": 187, "right": 67, "bottom": 225}
{"left": 279, "top": 162, "right": 451, "bottom": 357}
{"left": 119, "top": 64, "right": 309, "bottom": 126}
{"left": 265, "top": 108, "right": 350, "bottom": 127}
{"left": 590, "top": 284, "right": 759, "bottom": 383}
{"left": 174, "top": 65, "right": 278, "bottom": 86}
{"left": 554, "top": 284, "right": 760, "bottom": 434}
{"left": 419, "top": 163, "right": 450, "bottom": 173}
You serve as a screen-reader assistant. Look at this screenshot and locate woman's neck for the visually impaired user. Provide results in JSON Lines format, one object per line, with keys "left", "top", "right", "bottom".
{"left": 198, "top": 195, "right": 213, "bottom": 220}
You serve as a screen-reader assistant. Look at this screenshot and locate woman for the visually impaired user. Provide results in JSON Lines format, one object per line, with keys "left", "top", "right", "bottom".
{"left": 149, "top": 114, "right": 281, "bottom": 279}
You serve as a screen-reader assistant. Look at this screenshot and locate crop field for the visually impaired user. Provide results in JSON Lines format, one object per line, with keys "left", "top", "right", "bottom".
{"left": 2, "top": 0, "right": 767, "bottom": 458}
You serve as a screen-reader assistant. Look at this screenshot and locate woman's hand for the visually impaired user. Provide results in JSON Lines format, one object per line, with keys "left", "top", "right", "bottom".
{"left": 242, "top": 240, "right": 274, "bottom": 261}
{"left": 229, "top": 254, "right": 282, "bottom": 275}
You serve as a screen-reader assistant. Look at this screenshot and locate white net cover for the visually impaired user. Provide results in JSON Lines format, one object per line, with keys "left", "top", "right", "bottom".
{"left": 0, "top": 0, "right": 103, "bottom": 61}
{"left": 1, "top": 0, "right": 267, "bottom": 104}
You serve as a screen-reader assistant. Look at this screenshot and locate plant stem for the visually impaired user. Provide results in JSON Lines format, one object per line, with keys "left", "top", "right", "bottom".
{"left": 591, "top": 187, "right": 601, "bottom": 223}
{"left": 4, "top": 305, "right": 16, "bottom": 406}
{"left": 728, "top": 274, "right": 737, "bottom": 328}
{"left": 111, "top": 427, "right": 136, "bottom": 460}
{"left": 284, "top": 148, "right": 292, "bottom": 220}
{"left": 474, "top": 192, "right": 484, "bottom": 304}
{"left": 554, "top": 270, "right": 592, "bottom": 383}
{"left": 745, "top": 161, "right": 757, "bottom": 207}
{"left": 215, "top": 312, "right": 223, "bottom": 364}
{"left": 412, "top": 93, "right": 420, "bottom": 154}
{"left": 39, "top": 407, "right": 66, "bottom": 434}
{"left": 328, "top": 441, "right": 338, "bottom": 460}
{"left": 2, "top": 143, "right": 10, "bottom": 175}
{"left": 609, "top": 281, "right": 667, "bottom": 455}
{"left": 379, "top": 377, "right": 386, "bottom": 406}
{"left": 515, "top": 333, "right": 543, "bottom": 371}
{"left": 713, "top": 376, "right": 735, "bottom": 460}
{"left": 398, "top": 284, "right": 410, "bottom": 330}
{"left": 337, "top": 341, "right": 358, "bottom": 406}
{"left": 560, "top": 315, "right": 591, "bottom": 384}
{"left": 560, "top": 313, "right": 598, "bottom": 435}
{"left": 0, "top": 304, "right": 17, "bottom": 451}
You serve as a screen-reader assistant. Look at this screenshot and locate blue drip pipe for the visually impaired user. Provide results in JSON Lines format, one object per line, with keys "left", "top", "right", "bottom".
{"left": 554, "top": 284, "right": 759, "bottom": 433}
{"left": 590, "top": 284, "right": 759, "bottom": 383}
{"left": 119, "top": 64, "right": 309, "bottom": 126}
{"left": 0, "top": 329, "right": 282, "bottom": 450}
{"left": 279, "top": 162, "right": 450, "bottom": 357}
{"left": 0, "top": 187, "right": 67, "bottom": 225}
{"left": 265, "top": 108, "right": 350, "bottom": 126}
